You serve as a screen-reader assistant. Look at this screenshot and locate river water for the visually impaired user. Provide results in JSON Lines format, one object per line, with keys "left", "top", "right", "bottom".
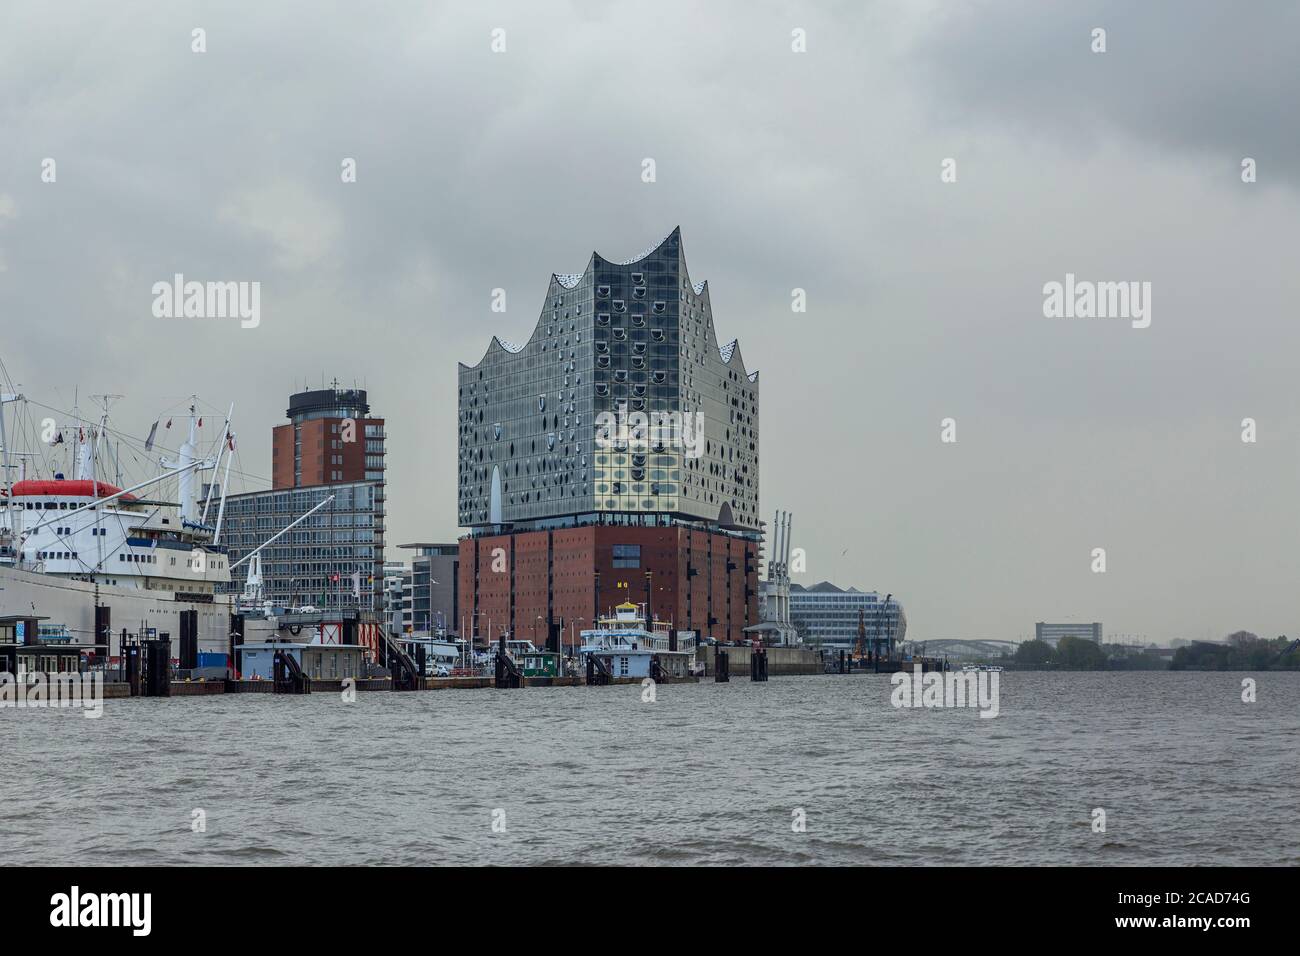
{"left": 4, "top": 672, "right": 1297, "bottom": 865}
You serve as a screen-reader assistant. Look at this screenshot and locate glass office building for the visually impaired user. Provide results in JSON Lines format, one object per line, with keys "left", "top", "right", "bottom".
{"left": 788, "top": 582, "right": 907, "bottom": 649}
{"left": 218, "top": 480, "right": 385, "bottom": 612}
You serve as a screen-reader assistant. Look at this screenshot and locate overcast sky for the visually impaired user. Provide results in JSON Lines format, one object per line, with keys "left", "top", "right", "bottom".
{"left": 3, "top": 0, "right": 1297, "bottom": 644}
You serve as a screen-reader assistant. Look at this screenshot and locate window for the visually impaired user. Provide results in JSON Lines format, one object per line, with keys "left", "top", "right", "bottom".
{"left": 612, "top": 544, "right": 640, "bottom": 568}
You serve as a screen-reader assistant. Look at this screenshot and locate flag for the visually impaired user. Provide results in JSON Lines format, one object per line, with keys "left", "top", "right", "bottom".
{"left": 198, "top": 417, "right": 203, "bottom": 427}
{"left": 165, "top": 418, "right": 172, "bottom": 429}
{"left": 50, "top": 432, "right": 64, "bottom": 446}
{"left": 144, "top": 421, "right": 159, "bottom": 451}
{"left": 351, "top": 571, "right": 361, "bottom": 598}
{"left": 226, "top": 431, "right": 235, "bottom": 451}
{"left": 79, "top": 427, "right": 84, "bottom": 442}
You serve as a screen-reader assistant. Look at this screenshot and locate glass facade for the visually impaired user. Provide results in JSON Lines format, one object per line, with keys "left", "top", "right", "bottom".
{"left": 217, "top": 480, "right": 385, "bottom": 612}
{"left": 458, "top": 228, "right": 759, "bottom": 531}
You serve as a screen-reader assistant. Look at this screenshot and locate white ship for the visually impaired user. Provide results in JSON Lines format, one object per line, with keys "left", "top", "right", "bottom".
{"left": 0, "top": 387, "right": 236, "bottom": 668}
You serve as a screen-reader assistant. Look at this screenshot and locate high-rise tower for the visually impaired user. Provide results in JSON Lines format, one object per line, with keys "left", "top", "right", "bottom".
{"left": 272, "top": 384, "right": 385, "bottom": 490}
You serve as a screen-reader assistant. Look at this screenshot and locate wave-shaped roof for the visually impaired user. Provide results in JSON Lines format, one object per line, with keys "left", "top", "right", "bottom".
{"left": 461, "top": 228, "right": 756, "bottom": 382}
{"left": 614, "top": 232, "right": 674, "bottom": 265}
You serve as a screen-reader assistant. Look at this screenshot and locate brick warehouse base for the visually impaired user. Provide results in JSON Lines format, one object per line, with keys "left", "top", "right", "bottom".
{"left": 459, "top": 523, "right": 759, "bottom": 646}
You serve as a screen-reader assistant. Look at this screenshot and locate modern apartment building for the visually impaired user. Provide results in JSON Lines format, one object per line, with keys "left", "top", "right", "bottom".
{"left": 398, "top": 542, "right": 459, "bottom": 636}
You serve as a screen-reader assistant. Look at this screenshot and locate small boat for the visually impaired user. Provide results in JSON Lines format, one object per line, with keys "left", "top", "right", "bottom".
{"left": 579, "top": 603, "right": 697, "bottom": 679}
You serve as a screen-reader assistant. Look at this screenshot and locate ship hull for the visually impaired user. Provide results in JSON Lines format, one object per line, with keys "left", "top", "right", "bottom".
{"left": 0, "top": 565, "right": 231, "bottom": 663}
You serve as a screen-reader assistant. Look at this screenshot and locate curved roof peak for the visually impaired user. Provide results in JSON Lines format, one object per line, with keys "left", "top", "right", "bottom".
{"left": 605, "top": 225, "right": 682, "bottom": 266}
{"left": 462, "top": 228, "right": 758, "bottom": 380}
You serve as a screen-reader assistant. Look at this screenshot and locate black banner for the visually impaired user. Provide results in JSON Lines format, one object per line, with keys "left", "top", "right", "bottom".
{"left": 6, "top": 866, "right": 1281, "bottom": 942}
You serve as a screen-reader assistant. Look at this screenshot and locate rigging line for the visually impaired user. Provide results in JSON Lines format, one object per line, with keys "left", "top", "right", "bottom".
{"left": 21, "top": 395, "right": 220, "bottom": 463}
{"left": 22, "top": 398, "right": 168, "bottom": 453}
{"left": 15, "top": 396, "right": 270, "bottom": 488}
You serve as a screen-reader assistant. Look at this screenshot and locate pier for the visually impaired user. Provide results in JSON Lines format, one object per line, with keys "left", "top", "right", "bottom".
{"left": 150, "top": 673, "right": 702, "bottom": 697}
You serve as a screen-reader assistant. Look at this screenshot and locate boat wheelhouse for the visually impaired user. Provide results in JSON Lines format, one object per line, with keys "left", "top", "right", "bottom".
{"left": 578, "top": 602, "right": 696, "bottom": 679}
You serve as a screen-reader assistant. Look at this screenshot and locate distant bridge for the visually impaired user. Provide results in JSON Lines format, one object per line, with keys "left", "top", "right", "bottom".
{"left": 901, "top": 639, "right": 1020, "bottom": 660}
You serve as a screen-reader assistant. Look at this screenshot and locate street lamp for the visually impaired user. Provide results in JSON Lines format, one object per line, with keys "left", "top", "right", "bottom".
{"left": 569, "top": 617, "right": 585, "bottom": 659}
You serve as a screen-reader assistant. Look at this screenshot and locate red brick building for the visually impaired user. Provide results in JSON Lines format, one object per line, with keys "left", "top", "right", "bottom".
{"left": 458, "top": 524, "right": 759, "bottom": 648}
{"left": 271, "top": 386, "right": 384, "bottom": 489}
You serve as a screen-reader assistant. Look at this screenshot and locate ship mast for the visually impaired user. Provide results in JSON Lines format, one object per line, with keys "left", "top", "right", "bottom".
{"left": 0, "top": 388, "right": 23, "bottom": 551}
{"left": 89, "top": 394, "right": 122, "bottom": 502}
{"left": 201, "top": 403, "right": 234, "bottom": 525}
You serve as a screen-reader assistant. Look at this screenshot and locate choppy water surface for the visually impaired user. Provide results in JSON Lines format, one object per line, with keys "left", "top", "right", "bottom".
{"left": 3, "top": 672, "right": 1297, "bottom": 865}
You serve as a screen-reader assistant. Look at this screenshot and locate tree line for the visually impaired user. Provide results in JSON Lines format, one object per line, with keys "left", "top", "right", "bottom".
{"left": 1009, "top": 631, "right": 1299, "bottom": 671}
